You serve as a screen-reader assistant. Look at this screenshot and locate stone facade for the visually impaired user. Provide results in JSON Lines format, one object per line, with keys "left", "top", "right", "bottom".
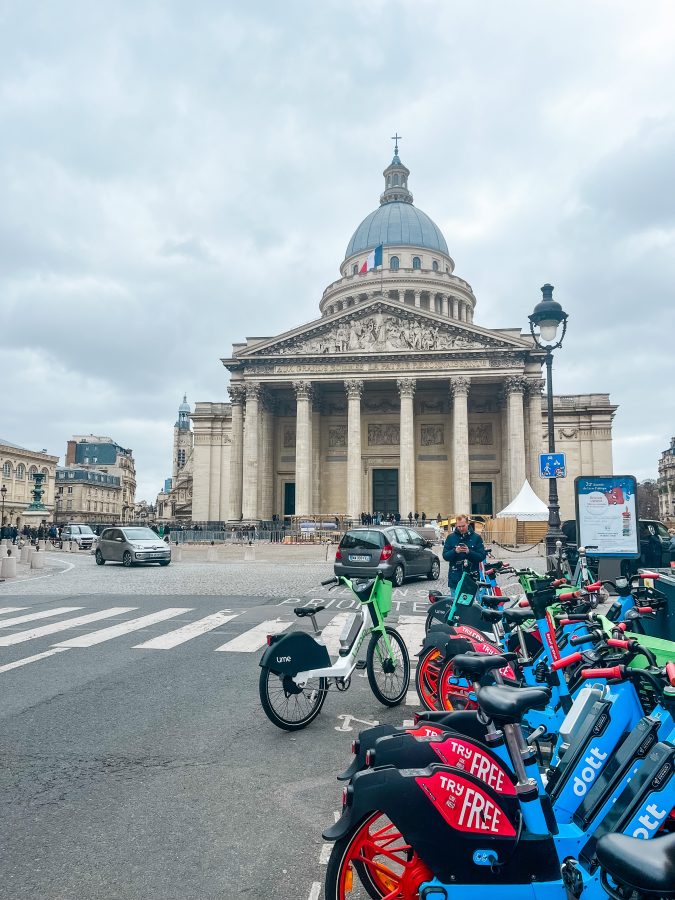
{"left": 55, "top": 466, "right": 122, "bottom": 524}
{"left": 0, "top": 439, "right": 58, "bottom": 525}
{"left": 156, "top": 397, "right": 194, "bottom": 522}
{"left": 190, "top": 150, "right": 617, "bottom": 523}
{"left": 66, "top": 435, "right": 136, "bottom": 521}
{"left": 658, "top": 437, "right": 675, "bottom": 522}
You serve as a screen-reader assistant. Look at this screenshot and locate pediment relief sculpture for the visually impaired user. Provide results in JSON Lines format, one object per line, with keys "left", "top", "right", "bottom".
{"left": 245, "top": 304, "right": 518, "bottom": 358}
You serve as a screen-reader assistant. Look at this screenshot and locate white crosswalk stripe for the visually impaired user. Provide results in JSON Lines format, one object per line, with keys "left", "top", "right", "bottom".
{"left": 54, "top": 608, "right": 192, "bottom": 648}
{"left": 0, "top": 647, "right": 71, "bottom": 674}
{"left": 0, "top": 607, "right": 136, "bottom": 647}
{"left": 316, "top": 612, "right": 351, "bottom": 659}
{"left": 0, "top": 607, "right": 83, "bottom": 630}
{"left": 214, "top": 618, "right": 292, "bottom": 652}
{"left": 396, "top": 614, "right": 427, "bottom": 657}
{"left": 0, "top": 607, "right": 28, "bottom": 616}
{"left": 133, "top": 611, "right": 239, "bottom": 649}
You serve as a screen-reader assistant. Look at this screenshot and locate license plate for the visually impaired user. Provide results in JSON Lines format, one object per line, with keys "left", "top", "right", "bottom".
{"left": 150, "top": 552, "right": 165, "bottom": 558}
{"left": 349, "top": 555, "right": 370, "bottom": 562}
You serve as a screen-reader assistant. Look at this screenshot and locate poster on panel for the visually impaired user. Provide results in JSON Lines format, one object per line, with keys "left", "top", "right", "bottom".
{"left": 575, "top": 475, "right": 639, "bottom": 558}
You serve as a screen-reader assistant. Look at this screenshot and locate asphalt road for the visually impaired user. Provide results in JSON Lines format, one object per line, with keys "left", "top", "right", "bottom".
{"left": 0, "top": 554, "right": 444, "bottom": 900}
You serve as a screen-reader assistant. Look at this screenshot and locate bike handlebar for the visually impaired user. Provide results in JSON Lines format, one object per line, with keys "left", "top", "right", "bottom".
{"left": 639, "top": 572, "right": 661, "bottom": 580}
{"left": 585, "top": 581, "right": 602, "bottom": 592}
{"left": 551, "top": 651, "right": 582, "bottom": 671}
{"left": 321, "top": 577, "right": 339, "bottom": 586}
{"left": 582, "top": 665, "right": 623, "bottom": 681}
{"left": 558, "top": 590, "right": 581, "bottom": 601}
{"left": 606, "top": 638, "right": 631, "bottom": 650}
{"left": 667, "top": 662, "right": 675, "bottom": 688}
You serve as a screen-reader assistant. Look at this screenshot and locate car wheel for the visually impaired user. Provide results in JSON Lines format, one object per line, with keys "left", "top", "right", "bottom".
{"left": 122, "top": 551, "right": 133, "bottom": 567}
{"left": 95, "top": 550, "right": 105, "bottom": 566}
{"left": 391, "top": 564, "right": 405, "bottom": 587}
{"left": 159, "top": 560, "right": 170, "bottom": 567}
{"left": 427, "top": 559, "right": 440, "bottom": 581}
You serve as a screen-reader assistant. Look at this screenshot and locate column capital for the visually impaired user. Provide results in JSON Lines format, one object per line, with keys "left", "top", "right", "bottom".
{"left": 396, "top": 377, "right": 416, "bottom": 398}
{"left": 228, "top": 384, "right": 246, "bottom": 405}
{"left": 449, "top": 376, "right": 470, "bottom": 398}
{"left": 524, "top": 377, "right": 545, "bottom": 398}
{"left": 293, "top": 381, "right": 314, "bottom": 402}
{"left": 344, "top": 379, "right": 364, "bottom": 400}
{"left": 505, "top": 375, "right": 527, "bottom": 395}
{"left": 245, "top": 382, "right": 262, "bottom": 402}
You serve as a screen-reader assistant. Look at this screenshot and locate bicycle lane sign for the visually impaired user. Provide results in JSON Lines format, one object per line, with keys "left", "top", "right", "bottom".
{"left": 539, "top": 452, "right": 566, "bottom": 479}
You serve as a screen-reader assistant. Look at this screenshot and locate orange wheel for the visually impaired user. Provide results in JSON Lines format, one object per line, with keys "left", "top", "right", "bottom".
{"left": 326, "top": 811, "right": 433, "bottom": 899}
{"left": 414, "top": 648, "right": 444, "bottom": 710}
{"left": 437, "top": 658, "right": 478, "bottom": 712}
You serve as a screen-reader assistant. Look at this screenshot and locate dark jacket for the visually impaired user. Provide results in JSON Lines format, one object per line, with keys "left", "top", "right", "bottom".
{"left": 442, "top": 527, "right": 487, "bottom": 588}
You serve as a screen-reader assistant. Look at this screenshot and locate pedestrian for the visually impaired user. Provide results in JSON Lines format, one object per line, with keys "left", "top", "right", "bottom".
{"left": 436, "top": 513, "right": 442, "bottom": 523}
{"left": 421, "top": 512, "right": 426, "bottom": 525}
{"left": 164, "top": 525, "right": 171, "bottom": 543}
{"left": 414, "top": 512, "right": 419, "bottom": 524}
{"left": 442, "top": 514, "right": 487, "bottom": 595}
{"left": 407, "top": 511, "right": 413, "bottom": 525}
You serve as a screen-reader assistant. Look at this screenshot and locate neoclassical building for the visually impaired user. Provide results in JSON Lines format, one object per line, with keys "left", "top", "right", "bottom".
{"left": 191, "top": 148, "right": 616, "bottom": 523}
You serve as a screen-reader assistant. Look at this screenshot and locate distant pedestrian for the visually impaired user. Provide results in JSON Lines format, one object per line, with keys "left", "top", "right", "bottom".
{"left": 421, "top": 512, "right": 426, "bottom": 525}
{"left": 407, "top": 512, "right": 413, "bottom": 525}
{"left": 414, "top": 512, "right": 419, "bottom": 524}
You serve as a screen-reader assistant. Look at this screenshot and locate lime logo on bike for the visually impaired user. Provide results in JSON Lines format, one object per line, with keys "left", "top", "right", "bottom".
{"left": 416, "top": 771, "right": 516, "bottom": 837}
{"left": 431, "top": 739, "right": 516, "bottom": 796}
{"left": 276, "top": 656, "right": 291, "bottom": 663}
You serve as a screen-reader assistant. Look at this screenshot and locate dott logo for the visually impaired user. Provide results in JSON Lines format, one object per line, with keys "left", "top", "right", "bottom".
{"left": 572, "top": 747, "right": 608, "bottom": 796}
{"left": 632, "top": 803, "right": 668, "bottom": 839}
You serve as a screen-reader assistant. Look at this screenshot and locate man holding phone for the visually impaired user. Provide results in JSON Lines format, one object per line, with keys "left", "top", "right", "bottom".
{"left": 442, "top": 514, "right": 487, "bottom": 594}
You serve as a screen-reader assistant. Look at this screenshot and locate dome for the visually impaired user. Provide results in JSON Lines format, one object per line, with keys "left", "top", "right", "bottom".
{"left": 345, "top": 202, "right": 449, "bottom": 258}
{"left": 178, "top": 394, "right": 190, "bottom": 413}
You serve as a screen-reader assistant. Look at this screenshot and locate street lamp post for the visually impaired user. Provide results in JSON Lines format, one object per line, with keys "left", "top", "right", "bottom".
{"left": 528, "top": 284, "right": 569, "bottom": 558}
{"left": 54, "top": 494, "right": 62, "bottom": 526}
{"left": 1, "top": 484, "right": 6, "bottom": 534}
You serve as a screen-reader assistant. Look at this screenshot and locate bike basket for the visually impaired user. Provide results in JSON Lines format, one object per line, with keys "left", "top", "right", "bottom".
{"left": 372, "top": 578, "right": 393, "bottom": 617}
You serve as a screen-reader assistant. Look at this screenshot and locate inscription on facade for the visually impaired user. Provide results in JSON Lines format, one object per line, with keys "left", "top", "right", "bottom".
{"left": 328, "top": 425, "right": 347, "bottom": 448}
{"left": 283, "top": 425, "right": 296, "bottom": 448}
{"left": 421, "top": 424, "right": 445, "bottom": 446}
{"left": 469, "top": 423, "right": 493, "bottom": 446}
{"left": 368, "top": 424, "right": 400, "bottom": 446}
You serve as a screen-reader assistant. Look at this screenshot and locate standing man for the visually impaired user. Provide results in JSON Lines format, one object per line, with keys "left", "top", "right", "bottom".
{"left": 442, "top": 514, "right": 486, "bottom": 594}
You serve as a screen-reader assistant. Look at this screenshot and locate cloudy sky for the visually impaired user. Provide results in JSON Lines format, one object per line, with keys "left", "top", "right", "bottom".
{"left": 2, "top": 0, "right": 674, "bottom": 501}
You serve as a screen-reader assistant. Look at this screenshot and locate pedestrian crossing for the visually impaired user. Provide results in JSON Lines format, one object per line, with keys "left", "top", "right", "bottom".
{"left": 0, "top": 604, "right": 429, "bottom": 686}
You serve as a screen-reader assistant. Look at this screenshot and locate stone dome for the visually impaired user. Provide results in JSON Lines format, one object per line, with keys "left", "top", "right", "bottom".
{"left": 345, "top": 202, "right": 449, "bottom": 258}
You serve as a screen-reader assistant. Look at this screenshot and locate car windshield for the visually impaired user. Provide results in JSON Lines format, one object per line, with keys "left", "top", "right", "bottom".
{"left": 340, "top": 530, "right": 384, "bottom": 550}
{"left": 74, "top": 525, "right": 94, "bottom": 535}
{"left": 123, "top": 528, "right": 161, "bottom": 541}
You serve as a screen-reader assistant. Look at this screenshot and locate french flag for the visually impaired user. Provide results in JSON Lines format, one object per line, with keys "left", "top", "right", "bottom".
{"left": 359, "top": 244, "right": 383, "bottom": 274}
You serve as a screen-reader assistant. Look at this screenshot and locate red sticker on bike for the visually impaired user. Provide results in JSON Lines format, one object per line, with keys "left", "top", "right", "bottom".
{"left": 454, "top": 625, "right": 486, "bottom": 643}
{"left": 416, "top": 771, "right": 516, "bottom": 836}
{"left": 431, "top": 738, "right": 516, "bottom": 795}
{"left": 406, "top": 725, "right": 445, "bottom": 738}
{"left": 545, "top": 610, "right": 560, "bottom": 662}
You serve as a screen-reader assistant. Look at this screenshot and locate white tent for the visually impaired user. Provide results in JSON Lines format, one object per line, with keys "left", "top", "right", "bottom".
{"left": 496, "top": 480, "right": 548, "bottom": 521}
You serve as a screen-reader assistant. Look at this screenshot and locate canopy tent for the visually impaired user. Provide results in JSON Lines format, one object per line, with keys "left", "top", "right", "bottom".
{"left": 496, "top": 480, "right": 549, "bottom": 521}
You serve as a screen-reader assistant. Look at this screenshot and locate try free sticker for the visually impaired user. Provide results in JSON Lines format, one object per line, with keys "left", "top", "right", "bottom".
{"left": 416, "top": 771, "right": 516, "bottom": 837}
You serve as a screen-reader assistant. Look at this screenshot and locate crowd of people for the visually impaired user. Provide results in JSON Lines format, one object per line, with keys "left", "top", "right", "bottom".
{"left": 360, "top": 511, "right": 442, "bottom": 526}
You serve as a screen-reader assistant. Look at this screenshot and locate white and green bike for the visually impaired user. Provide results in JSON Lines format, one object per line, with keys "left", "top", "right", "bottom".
{"left": 258, "top": 573, "right": 410, "bottom": 731}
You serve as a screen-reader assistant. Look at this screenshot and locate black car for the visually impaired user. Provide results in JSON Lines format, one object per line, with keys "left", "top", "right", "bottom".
{"left": 334, "top": 526, "right": 441, "bottom": 587}
{"left": 561, "top": 518, "right": 672, "bottom": 575}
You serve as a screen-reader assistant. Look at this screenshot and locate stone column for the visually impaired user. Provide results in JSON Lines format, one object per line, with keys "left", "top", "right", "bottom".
{"left": 345, "top": 380, "right": 364, "bottom": 522}
{"left": 450, "top": 377, "right": 471, "bottom": 514}
{"left": 397, "top": 378, "right": 416, "bottom": 516}
{"left": 525, "top": 379, "right": 545, "bottom": 500}
{"left": 259, "top": 391, "right": 275, "bottom": 520}
{"left": 242, "top": 383, "right": 261, "bottom": 519}
{"left": 452, "top": 296, "right": 459, "bottom": 319}
{"left": 294, "top": 381, "right": 313, "bottom": 517}
{"left": 506, "top": 376, "right": 527, "bottom": 497}
{"left": 227, "top": 384, "right": 245, "bottom": 521}
{"left": 414, "top": 291, "right": 421, "bottom": 308}
{"left": 498, "top": 389, "right": 511, "bottom": 507}
{"left": 312, "top": 395, "right": 321, "bottom": 515}
{"left": 441, "top": 295, "right": 448, "bottom": 317}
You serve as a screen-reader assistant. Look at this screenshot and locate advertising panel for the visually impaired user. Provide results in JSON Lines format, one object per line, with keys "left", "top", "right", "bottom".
{"left": 575, "top": 475, "right": 639, "bottom": 558}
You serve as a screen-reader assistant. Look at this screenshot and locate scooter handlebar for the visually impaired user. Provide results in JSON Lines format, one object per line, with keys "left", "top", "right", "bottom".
{"left": 551, "top": 651, "right": 582, "bottom": 671}
{"left": 581, "top": 666, "right": 624, "bottom": 681}
{"left": 558, "top": 590, "right": 582, "bottom": 601}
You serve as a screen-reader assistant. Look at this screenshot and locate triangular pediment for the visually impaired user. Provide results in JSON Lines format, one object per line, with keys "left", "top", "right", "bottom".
{"left": 234, "top": 298, "right": 532, "bottom": 359}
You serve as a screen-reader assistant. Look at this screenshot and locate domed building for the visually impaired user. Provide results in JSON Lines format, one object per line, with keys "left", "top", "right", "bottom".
{"left": 190, "top": 147, "right": 616, "bottom": 524}
{"left": 156, "top": 395, "right": 194, "bottom": 523}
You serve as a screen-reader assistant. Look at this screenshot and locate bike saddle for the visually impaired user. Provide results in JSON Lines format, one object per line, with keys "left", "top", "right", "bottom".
{"left": 294, "top": 605, "right": 326, "bottom": 617}
{"left": 451, "top": 652, "right": 512, "bottom": 680}
{"left": 481, "top": 594, "right": 505, "bottom": 609}
{"left": 477, "top": 685, "right": 551, "bottom": 724}
{"left": 596, "top": 832, "right": 675, "bottom": 897}
{"left": 480, "top": 608, "right": 503, "bottom": 624}
{"left": 502, "top": 607, "right": 534, "bottom": 625}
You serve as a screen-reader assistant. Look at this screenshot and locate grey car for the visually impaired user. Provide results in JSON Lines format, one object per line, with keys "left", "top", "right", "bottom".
{"left": 334, "top": 526, "right": 440, "bottom": 587}
{"left": 61, "top": 523, "right": 96, "bottom": 550}
{"left": 95, "top": 526, "right": 171, "bottom": 567}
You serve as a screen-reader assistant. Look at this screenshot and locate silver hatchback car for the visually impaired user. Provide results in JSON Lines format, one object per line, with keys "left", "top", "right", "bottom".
{"left": 95, "top": 526, "right": 171, "bottom": 567}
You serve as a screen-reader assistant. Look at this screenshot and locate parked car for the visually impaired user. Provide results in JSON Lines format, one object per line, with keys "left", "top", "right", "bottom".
{"left": 561, "top": 518, "right": 672, "bottom": 575}
{"left": 60, "top": 523, "right": 96, "bottom": 550}
{"left": 334, "top": 526, "right": 440, "bottom": 587}
{"left": 95, "top": 526, "right": 171, "bottom": 567}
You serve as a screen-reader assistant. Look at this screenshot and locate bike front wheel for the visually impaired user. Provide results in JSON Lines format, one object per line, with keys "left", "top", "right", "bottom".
{"left": 366, "top": 627, "right": 410, "bottom": 707}
{"left": 259, "top": 667, "right": 328, "bottom": 731}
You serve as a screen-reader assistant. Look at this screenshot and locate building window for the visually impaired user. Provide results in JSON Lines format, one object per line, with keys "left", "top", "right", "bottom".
{"left": 412, "top": 256, "right": 421, "bottom": 270}
{"left": 393, "top": 174, "right": 399, "bottom": 186}
{"left": 177, "top": 449, "right": 186, "bottom": 469}
{"left": 390, "top": 256, "right": 399, "bottom": 271}
{"left": 2, "top": 461, "right": 11, "bottom": 477}
{"left": 16, "top": 464, "right": 25, "bottom": 479}
{"left": 29, "top": 466, "right": 37, "bottom": 480}
{"left": 66, "top": 500, "right": 72, "bottom": 510}
{"left": 67, "top": 487, "right": 73, "bottom": 494}
{"left": 432, "top": 260, "right": 439, "bottom": 271}
{"left": 352, "top": 264, "right": 358, "bottom": 275}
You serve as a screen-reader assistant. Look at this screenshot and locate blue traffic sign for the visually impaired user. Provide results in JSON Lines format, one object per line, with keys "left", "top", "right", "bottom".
{"left": 539, "top": 452, "right": 566, "bottom": 479}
